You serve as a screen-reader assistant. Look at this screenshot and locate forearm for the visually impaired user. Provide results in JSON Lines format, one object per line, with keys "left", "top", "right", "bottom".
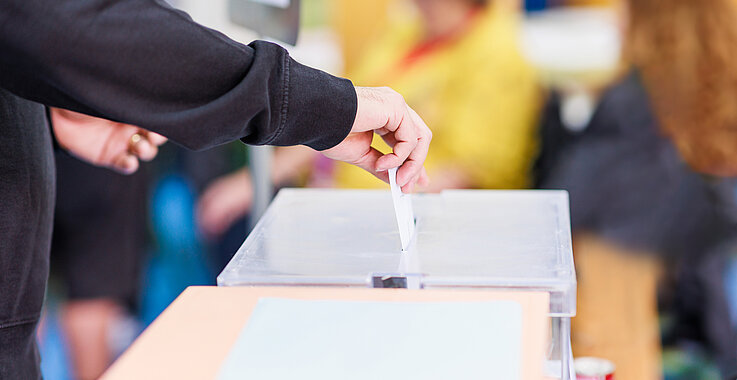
{"left": 0, "top": 0, "right": 356, "bottom": 151}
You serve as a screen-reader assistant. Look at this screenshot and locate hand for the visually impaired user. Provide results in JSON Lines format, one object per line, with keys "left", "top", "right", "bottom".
{"left": 196, "top": 169, "right": 253, "bottom": 239}
{"left": 50, "top": 108, "right": 167, "bottom": 174}
{"left": 321, "top": 87, "right": 432, "bottom": 193}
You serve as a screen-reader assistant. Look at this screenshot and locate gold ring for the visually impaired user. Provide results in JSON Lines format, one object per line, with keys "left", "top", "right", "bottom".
{"left": 128, "top": 133, "right": 142, "bottom": 152}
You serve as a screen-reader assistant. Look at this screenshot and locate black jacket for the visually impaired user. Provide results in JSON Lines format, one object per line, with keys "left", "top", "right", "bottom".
{"left": 0, "top": 1, "right": 357, "bottom": 378}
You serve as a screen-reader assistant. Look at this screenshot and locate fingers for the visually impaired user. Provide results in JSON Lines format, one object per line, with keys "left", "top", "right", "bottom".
{"left": 396, "top": 106, "right": 432, "bottom": 188}
{"left": 400, "top": 167, "right": 429, "bottom": 193}
{"left": 353, "top": 146, "right": 391, "bottom": 184}
{"left": 375, "top": 105, "right": 432, "bottom": 189}
{"left": 196, "top": 171, "right": 254, "bottom": 239}
{"left": 146, "top": 132, "right": 168, "bottom": 146}
{"left": 335, "top": 86, "right": 432, "bottom": 190}
{"left": 197, "top": 192, "right": 233, "bottom": 238}
{"left": 375, "top": 119, "right": 419, "bottom": 171}
{"left": 406, "top": 106, "right": 432, "bottom": 164}
{"left": 128, "top": 132, "right": 159, "bottom": 161}
{"left": 398, "top": 159, "right": 424, "bottom": 192}
{"left": 418, "top": 168, "right": 430, "bottom": 187}
{"left": 110, "top": 129, "right": 163, "bottom": 174}
{"left": 111, "top": 152, "right": 139, "bottom": 175}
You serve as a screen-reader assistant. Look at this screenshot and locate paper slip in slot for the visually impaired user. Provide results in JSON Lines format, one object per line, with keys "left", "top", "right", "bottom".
{"left": 388, "top": 167, "right": 416, "bottom": 251}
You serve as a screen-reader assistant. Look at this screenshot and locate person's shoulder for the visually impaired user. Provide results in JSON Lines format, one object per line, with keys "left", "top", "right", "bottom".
{"left": 601, "top": 71, "right": 651, "bottom": 113}
{"left": 469, "top": 5, "right": 527, "bottom": 56}
{"left": 456, "top": 7, "right": 537, "bottom": 82}
{"left": 591, "top": 70, "right": 658, "bottom": 137}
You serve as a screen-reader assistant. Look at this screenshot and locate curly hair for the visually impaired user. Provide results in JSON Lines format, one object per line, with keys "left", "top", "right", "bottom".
{"left": 626, "top": 0, "right": 737, "bottom": 175}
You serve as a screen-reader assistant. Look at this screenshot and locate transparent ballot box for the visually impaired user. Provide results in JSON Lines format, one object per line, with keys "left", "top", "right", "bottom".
{"left": 218, "top": 189, "right": 577, "bottom": 379}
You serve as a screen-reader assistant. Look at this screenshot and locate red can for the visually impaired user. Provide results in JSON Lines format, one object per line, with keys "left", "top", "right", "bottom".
{"left": 574, "top": 357, "right": 615, "bottom": 380}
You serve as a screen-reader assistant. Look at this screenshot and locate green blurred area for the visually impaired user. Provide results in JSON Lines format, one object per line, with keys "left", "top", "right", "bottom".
{"left": 300, "top": 0, "right": 328, "bottom": 28}
{"left": 663, "top": 348, "right": 721, "bottom": 380}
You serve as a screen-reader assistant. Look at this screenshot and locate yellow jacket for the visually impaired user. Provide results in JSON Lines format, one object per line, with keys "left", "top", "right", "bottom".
{"left": 334, "top": 4, "right": 541, "bottom": 190}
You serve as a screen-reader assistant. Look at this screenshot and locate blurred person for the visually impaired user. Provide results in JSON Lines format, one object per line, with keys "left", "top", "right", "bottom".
{"left": 537, "top": 0, "right": 737, "bottom": 377}
{"left": 626, "top": 1, "right": 737, "bottom": 376}
{"left": 0, "top": 2, "right": 432, "bottom": 378}
{"left": 197, "top": 146, "right": 315, "bottom": 242}
{"left": 334, "top": 0, "right": 540, "bottom": 191}
{"left": 329, "top": 0, "right": 394, "bottom": 74}
{"left": 537, "top": 82, "right": 737, "bottom": 379}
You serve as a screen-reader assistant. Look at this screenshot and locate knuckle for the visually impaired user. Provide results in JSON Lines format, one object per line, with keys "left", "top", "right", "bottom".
{"left": 386, "top": 89, "right": 404, "bottom": 104}
{"left": 395, "top": 92, "right": 406, "bottom": 104}
{"left": 379, "top": 86, "right": 393, "bottom": 98}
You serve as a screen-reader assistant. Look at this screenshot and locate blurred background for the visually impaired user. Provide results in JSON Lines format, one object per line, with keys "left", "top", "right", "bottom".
{"left": 38, "top": 0, "right": 737, "bottom": 379}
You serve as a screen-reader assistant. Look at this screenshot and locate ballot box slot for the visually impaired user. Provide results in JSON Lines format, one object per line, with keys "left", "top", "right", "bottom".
{"left": 370, "top": 273, "right": 424, "bottom": 289}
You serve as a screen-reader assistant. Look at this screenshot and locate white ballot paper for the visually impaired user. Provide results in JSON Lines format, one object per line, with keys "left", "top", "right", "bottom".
{"left": 217, "top": 298, "right": 523, "bottom": 380}
{"left": 388, "top": 167, "right": 415, "bottom": 251}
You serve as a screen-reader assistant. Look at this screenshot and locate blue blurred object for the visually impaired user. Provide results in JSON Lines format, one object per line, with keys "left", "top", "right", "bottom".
{"left": 139, "top": 174, "right": 213, "bottom": 325}
{"left": 38, "top": 303, "right": 72, "bottom": 380}
{"left": 725, "top": 255, "right": 737, "bottom": 328}
{"left": 525, "top": 0, "right": 547, "bottom": 12}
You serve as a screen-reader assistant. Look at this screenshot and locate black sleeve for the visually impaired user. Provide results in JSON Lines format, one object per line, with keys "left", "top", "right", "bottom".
{"left": 0, "top": 0, "right": 356, "bottom": 151}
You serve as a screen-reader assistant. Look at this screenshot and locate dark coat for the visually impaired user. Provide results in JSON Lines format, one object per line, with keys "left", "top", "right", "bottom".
{"left": 0, "top": 1, "right": 357, "bottom": 378}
